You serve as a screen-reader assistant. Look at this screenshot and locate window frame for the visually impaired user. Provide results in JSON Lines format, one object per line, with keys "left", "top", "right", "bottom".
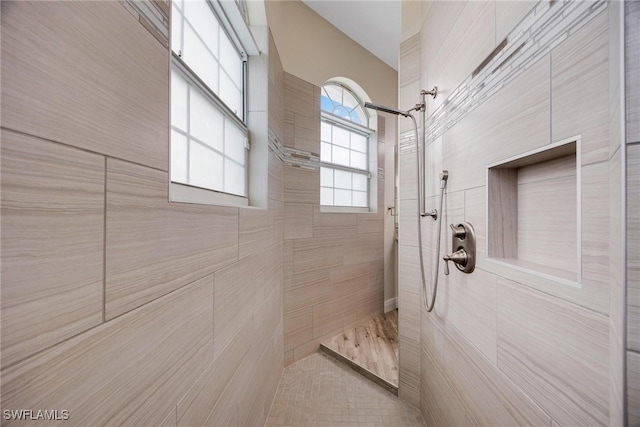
{"left": 169, "top": 0, "right": 257, "bottom": 207}
{"left": 319, "top": 83, "right": 375, "bottom": 212}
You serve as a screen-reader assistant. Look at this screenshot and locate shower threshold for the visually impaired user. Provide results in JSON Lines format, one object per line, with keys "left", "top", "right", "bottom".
{"left": 319, "top": 310, "right": 399, "bottom": 395}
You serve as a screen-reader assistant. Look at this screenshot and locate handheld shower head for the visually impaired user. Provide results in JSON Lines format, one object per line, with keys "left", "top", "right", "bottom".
{"left": 364, "top": 102, "right": 411, "bottom": 118}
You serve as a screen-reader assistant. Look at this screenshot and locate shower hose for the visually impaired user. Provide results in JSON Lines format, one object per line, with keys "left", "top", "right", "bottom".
{"left": 408, "top": 114, "right": 445, "bottom": 313}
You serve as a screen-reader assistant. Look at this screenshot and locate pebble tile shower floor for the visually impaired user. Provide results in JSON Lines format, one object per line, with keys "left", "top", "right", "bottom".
{"left": 265, "top": 352, "right": 425, "bottom": 427}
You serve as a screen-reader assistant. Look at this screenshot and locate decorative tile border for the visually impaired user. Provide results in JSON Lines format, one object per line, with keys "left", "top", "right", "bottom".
{"left": 400, "top": 0, "right": 607, "bottom": 155}
{"left": 120, "top": 0, "right": 169, "bottom": 48}
{"left": 268, "top": 129, "right": 320, "bottom": 169}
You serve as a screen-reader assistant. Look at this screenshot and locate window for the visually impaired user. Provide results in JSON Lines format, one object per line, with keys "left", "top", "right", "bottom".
{"left": 320, "top": 82, "right": 373, "bottom": 209}
{"left": 170, "top": 0, "right": 252, "bottom": 204}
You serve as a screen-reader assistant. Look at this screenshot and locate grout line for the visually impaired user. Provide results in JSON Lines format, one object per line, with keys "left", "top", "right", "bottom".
{"left": 0, "top": 127, "right": 170, "bottom": 174}
{"left": 103, "top": 157, "right": 108, "bottom": 323}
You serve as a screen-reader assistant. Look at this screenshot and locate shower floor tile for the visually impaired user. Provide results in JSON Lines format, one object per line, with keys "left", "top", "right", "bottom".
{"left": 265, "top": 351, "right": 424, "bottom": 427}
{"left": 320, "top": 310, "right": 398, "bottom": 391}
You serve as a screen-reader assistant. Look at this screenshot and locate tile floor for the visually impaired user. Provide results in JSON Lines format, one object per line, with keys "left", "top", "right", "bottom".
{"left": 265, "top": 352, "right": 426, "bottom": 427}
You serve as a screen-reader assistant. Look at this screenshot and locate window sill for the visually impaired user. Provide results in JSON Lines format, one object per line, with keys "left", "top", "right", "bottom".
{"left": 320, "top": 205, "right": 369, "bottom": 214}
{"left": 170, "top": 182, "right": 248, "bottom": 207}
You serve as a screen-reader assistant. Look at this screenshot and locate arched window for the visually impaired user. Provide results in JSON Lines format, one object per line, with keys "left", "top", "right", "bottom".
{"left": 320, "top": 82, "right": 373, "bottom": 209}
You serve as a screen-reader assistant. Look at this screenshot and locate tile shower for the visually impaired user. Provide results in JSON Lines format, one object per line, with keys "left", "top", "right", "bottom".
{"left": 1, "top": 0, "right": 637, "bottom": 426}
{"left": 398, "top": 0, "right": 633, "bottom": 425}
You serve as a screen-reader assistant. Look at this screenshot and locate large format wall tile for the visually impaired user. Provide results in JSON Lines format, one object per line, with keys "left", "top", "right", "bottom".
{"left": 284, "top": 166, "right": 319, "bottom": 205}
{"left": 443, "top": 325, "right": 552, "bottom": 426}
{"left": 628, "top": 144, "right": 640, "bottom": 351}
{"left": 105, "top": 159, "right": 238, "bottom": 319}
{"left": 552, "top": 10, "right": 609, "bottom": 165}
{"left": 626, "top": 0, "right": 640, "bottom": 144}
{"left": 1, "top": 131, "right": 104, "bottom": 368}
{"left": 442, "top": 55, "right": 551, "bottom": 194}
{"left": 426, "top": 1, "right": 496, "bottom": 114}
{"left": 1, "top": 276, "right": 214, "bottom": 426}
{"left": 239, "top": 207, "right": 274, "bottom": 258}
{"left": 495, "top": 1, "right": 536, "bottom": 45}
{"left": 213, "top": 252, "right": 266, "bottom": 358}
{"left": 437, "top": 268, "right": 498, "bottom": 364}
{"left": 284, "top": 203, "right": 313, "bottom": 239}
{"left": 497, "top": 279, "right": 609, "bottom": 426}
{"left": 1, "top": 1, "right": 168, "bottom": 170}
{"left": 629, "top": 350, "right": 640, "bottom": 426}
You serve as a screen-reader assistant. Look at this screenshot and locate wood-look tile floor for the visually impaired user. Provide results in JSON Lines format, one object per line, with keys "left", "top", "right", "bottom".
{"left": 321, "top": 310, "right": 399, "bottom": 388}
{"left": 265, "top": 352, "right": 424, "bottom": 427}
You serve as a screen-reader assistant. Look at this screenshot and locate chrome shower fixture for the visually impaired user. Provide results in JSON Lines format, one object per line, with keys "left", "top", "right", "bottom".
{"left": 421, "top": 87, "right": 438, "bottom": 99}
{"left": 364, "top": 102, "right": 411, "bottom": 117}
{"left": 364, "top": 87, "right": 436, "bottom": 118}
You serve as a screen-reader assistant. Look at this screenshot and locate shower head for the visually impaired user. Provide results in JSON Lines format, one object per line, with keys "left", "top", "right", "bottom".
{"left": 364, "top": 102, "right": 411, "bottom": 118}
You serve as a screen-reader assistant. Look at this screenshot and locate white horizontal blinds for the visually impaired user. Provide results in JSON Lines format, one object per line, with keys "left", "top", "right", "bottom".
{"left": 320, "top": 167, "right": 368, "bottom": 207}
{"left": 320, "top": 116, "right": 369, "bottom": 208}
{"left": 171, "top": 69, "right": 246, "bottom": 196}
{"left": 170, "top": 0, "right": 247, "bottom": 198}
{"left": 172, "top": 0, "right": 243, "bottom": 119}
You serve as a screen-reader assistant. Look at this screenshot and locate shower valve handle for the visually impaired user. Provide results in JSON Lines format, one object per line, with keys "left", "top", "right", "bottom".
{"left": 450, "top": 223, "right": 466, "bottom": 239}
{"left": 443, "top": 249, "right": 468, "bottom": 276}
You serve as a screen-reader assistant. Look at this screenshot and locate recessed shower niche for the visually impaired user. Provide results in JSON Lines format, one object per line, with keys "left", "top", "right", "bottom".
{"left": 487, "top": 137, "right": 581, "bottom": 285}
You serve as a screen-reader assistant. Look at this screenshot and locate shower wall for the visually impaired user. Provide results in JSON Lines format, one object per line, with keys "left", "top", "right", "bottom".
{"left": 266, "top": 0, "right": 399, "bottom": 365}
{"left": 281, "top": 72, "right": 387, "bottom": 365}
{"left": 398, "top": 1, "right": 627, "bottom": 425}
{"left": 1, "top": 2, "right": 283, "bottom": 425}
{"left": 626, "top": 1, "right": 640, "bottom": 425}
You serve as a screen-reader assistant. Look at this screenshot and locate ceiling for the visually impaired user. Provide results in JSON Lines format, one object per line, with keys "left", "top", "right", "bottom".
{"left": 301, "top": 0, "right": 401, "bottom": 70}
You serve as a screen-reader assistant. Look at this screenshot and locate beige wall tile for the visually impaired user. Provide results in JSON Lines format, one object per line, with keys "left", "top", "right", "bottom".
{"left": 1, "top": 276, "right": 214, "bottom": 426}
{"left": 497, "top": 278, "right": 609, "bottom": 426}
{"left": 284, "top": 72, "right": 315, "bottom": 118}
{"left": 487, "top": 168, "right": 518, "bottom": 259}
{"left": 284, "top": 269, "right": 331, "bottom": 313}
{"left": 343, "top": 232, "right": 383, "bottom": 266}
{"left": 312, "top": 294, "right": 358, "bottom": 339}
{"left": 464, "top": 186, "right": 487, "bottom": 261}
{"left": 284, "top": 308, "right": 313, "bottom": 352}
{"left": 399, "top": 33, "right": 421, "bottom": 85}
{"left": 293, "top": 111, "right": 320, "bottom": 155}
{"left": 443, "top": 325, "right": 552, "bottom": 426}
{"left": 626, "top": 0, "right": 640, "bottom": 143}
{"left": 1, "top": 1, "right": 168, "bottom": 170}
{"left": 496, "top": 1, "right": 537, "bottom": 44}
{"left": 105, "top": 159, "right": 238, "bottom": 319}
{"left": 628, "top": 350, "right": 640, "bottom": 425}
{"left": 177, "top": 318, "right": 253, "bottom": 426}
{"left": 284, "top": 203, "right": 313, "bottom": 240}
{"left": 239, "top": 207, "right": 274, "bottom": 258}
{"left": 398, "top": 334, "right": 421, "bottom": 408}
{"left": 329, "top": 263, "right": 369, "bottom": 300}
{"left": 269, "top": 150, "right": 284, "bottom": 203}
{"left": 284, "top": 350, "right": 294, "bottom": 367}
{"left": 582, "top": 161, "right": 611, "bottom": 293}
{"left": 284, "top": 166, "right": 319, "bottom": 205}
{"left": 426, "top": 1, "right": 496, "bottom": 114}
{"left": 443, "top": 55, "right": 551, "bottom": 193}
{"left": 213, "top": 252, "right": 267, "bottom": 358}
{"left": 1, "top": 131, "right": 104, "bottom": 368}
{"left": 628, "top": 144, "right": 640, "bottom": 351}
{"left": 269, "top": 32, "right": 285, "bottom": 144}
{"left": 312, "top": 205, "right": 357, "bottom": 237}
{"left": 293, "top": 237, "right": 343, "bottom": 274}
{"left": 357, "top": 212, "right": 384, "bottom": 234}
{"left": 552, "top": 10, "right": 609, "bottom": 165}
{"left": 418, "top": 1, "right": 465, "bottom": 74}
{"left": 437, "top": 268, "right": 498, "bottom": 363}
{"left": 517, "top": 155, "right": 577, "bottom": 273}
